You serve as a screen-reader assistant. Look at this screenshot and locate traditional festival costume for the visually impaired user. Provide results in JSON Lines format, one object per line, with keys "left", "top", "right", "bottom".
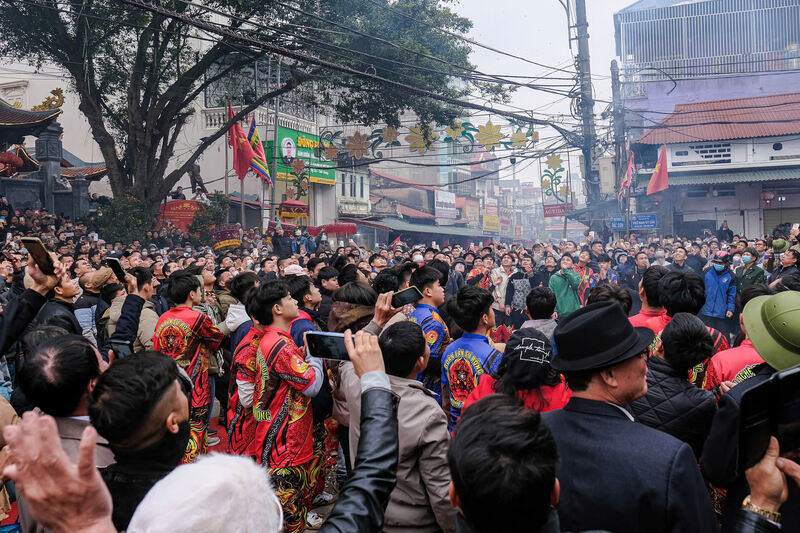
{"left": 153, "top": 306, "right": 223, "bottom": 464}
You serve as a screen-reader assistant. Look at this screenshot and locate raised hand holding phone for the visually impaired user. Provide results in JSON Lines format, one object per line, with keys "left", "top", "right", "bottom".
{"left": 343, "top": 329, "right": 385, "bottom": 378}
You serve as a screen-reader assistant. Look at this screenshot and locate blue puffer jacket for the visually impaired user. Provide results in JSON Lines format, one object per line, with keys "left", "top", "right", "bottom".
{"left": 701, "top": 267, "right": 737, "bottom": 318}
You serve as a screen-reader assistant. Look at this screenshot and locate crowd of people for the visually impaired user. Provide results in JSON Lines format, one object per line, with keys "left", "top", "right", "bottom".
{"left": 0, "top": 206, "right": 797, "bottom": 533}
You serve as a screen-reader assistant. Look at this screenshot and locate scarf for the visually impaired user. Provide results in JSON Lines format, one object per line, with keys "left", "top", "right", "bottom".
{"left": 327, "top": 301, "right": 375, "bottom": 333}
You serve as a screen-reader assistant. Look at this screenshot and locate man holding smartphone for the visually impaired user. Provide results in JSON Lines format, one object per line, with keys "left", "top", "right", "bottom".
{"left": 248, "top": 281, "right": 325, "bottom": 533}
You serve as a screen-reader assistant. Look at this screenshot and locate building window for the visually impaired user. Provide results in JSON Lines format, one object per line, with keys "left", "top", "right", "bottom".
{"left": 350, "top": 174, "right": 356, "bottom": 197}
{"left": 773, "top": 142, "right": 783, "bottom": 151}
{"left": 360, "top": 175, "right": 365, "bottom": 198}
{"left": 675, "top": 150, "right": 689, "bottom": 156}
{"left": 340, "top": 175, "right": 346, "bottom": 196}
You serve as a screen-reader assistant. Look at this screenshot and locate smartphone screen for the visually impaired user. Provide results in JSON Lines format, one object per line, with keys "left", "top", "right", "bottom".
{"left": 20, "top": 237, "right": 55, "bottom": 275}
{"left": 774, "top": 367, "right": 800, "bottom": 455}
{"left": 391, "top": 286, "right": 423, "bottom": 309}
{"left": 106, "top": 257, "right": 127, "bottom": 284}
{"left": 305, "top": 332, "right": 352, "bottom": 361}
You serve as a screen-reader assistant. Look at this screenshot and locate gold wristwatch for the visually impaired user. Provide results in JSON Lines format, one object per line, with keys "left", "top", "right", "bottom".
{"left": 742, "top": 495, "right": 781, "bottom": 523}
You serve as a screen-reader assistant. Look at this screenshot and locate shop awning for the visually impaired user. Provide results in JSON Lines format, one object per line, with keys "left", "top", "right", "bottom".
{"left": 658, "top": 167, "right": 800, "bottom": 186}
{"left": 343, "top": 217, "right": 486, "bottom": 238}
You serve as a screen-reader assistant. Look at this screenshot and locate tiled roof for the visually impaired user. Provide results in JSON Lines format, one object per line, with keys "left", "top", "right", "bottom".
{"left": 369, "top": 169, "right": 436, "bottom": 191}
{"left": 617, "top": 0, "right": 697, "bottom": 15}
{"left": 61, "top": 164, "right": 107, "bottom": 180}
{"left": 0, "top": 99, "right": 61, "bottom": 126}
{"left": 636, "top": 92, "right": 800, "bottom": 145}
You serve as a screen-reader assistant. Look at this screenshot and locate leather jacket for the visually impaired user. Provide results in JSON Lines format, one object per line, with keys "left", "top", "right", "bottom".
{"left": 321, "top": 387, "right": 400, "bottom": 533}
{"left": 732, "top": 509, "right": 781, "bottom": 533}
{"left": 34, "top": 298, "right": 82, "bottom": 335}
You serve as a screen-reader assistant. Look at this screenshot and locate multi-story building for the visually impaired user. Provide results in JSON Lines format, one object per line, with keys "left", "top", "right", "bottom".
{"left": 616, "top": 0, "right": 800, "bottom": 236}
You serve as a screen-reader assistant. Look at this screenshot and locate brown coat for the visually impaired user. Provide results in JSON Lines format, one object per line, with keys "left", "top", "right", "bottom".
{"left": 342, "top": 366, "right": 455, "bottom": 533}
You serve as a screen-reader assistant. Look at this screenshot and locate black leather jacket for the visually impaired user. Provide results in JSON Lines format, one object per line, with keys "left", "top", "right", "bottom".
{"left": 321, "top": 386, "right": 400, "bottom": 533}
{"left": 0, "top": 288, "right": 47, "bottom": 354}
{"left": 34, "top": 298, "right": 82, "bottom": 335}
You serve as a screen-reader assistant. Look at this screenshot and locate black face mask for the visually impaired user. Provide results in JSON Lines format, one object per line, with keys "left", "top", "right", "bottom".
{"left": 112, "top": 420, "right": 190, "bottom": 467}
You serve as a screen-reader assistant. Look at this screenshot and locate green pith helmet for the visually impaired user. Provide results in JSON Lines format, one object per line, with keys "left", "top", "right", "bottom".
{"left": 772, "top": 238, "right": 789, "bottom": 253}
{"left": 743, "top": 291, "right": 800, "bottom": 371}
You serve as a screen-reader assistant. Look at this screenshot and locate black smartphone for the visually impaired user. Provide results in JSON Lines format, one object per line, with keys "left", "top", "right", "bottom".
{"left": 738, "top": 365, "right": 800, "bottom": 471}
{"left": 20, "top": 237, "right": 54, "bottom": 275}
{"left": 107, "top": 257, "right": 127, "bottom": 284}
{"left": 305, "top": 331, "right": 352, "bottom": 361}
{"left": 774, "top": 365, "right": 800, "bottom": 456}
{"left": 391, "top": 286, "right": 423, "bottom": 309}
{"left": 109, "top": 339, "right": 133, "bottom": 359}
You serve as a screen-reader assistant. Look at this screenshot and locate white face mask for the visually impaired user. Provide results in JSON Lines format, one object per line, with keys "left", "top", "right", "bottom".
{"left": 412, "top": 254, "right": 424, "bottom": 263}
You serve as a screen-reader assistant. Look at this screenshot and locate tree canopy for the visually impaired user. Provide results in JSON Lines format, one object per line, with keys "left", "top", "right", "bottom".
{"left": 0, "top": 0, "right": 508, "bottom": 213}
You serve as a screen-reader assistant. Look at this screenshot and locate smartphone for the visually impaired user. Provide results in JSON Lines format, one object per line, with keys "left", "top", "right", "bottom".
{"left": 392, "top": 286, "right": 423, "bottom": 308}
{"left": 738, "top": 365, "right": 800, "bottom": 471}
{"left": 305, "top": 331, "right": 352, "bottom": 361}
{"left": 20, "top": 237, "right": 55, "bottom": 275}
{"left": 106, "top": 257, "right": 127, "bottom": 284}
{"left": 109, "top": 339, "right": 133, "bottom": 359}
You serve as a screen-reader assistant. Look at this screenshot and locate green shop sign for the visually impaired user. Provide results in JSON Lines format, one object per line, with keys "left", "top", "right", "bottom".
{"left": 266, "top": 126, "right": 335, "bottom": 186}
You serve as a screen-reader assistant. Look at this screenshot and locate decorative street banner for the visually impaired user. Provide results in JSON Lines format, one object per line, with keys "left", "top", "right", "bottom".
{"left": 213, "top": 224, "right": 243, "bottom": 251}
{"left": 543, "top": 203, "right": 573, "bottom": 218}
{"left": 540, "top": 154, "right": 571, "bottom": 219}
{"left": 434, "top": 190, "right": 457, "bottom": 219}
{"left": 265, "top": 126, "right": 335, "bottom": 186}
{"left": 609, "top": 213, "right": 659, "bottom": 230}
{"left": 483, "top": 198, "right": 500, "bottom": 234}
{"left": 158, "top": 200, "right": 200, "bottom": 232}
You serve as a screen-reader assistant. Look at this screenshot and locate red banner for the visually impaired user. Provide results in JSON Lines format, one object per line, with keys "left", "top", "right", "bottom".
{"left": 158, "top": 200, "right": 200, "bottom": 232}
{"left": 213, "top": 224, "right": 243, "bottom": 251}
{"left": 543, "top": 203, "right": 573, "bottom": 218}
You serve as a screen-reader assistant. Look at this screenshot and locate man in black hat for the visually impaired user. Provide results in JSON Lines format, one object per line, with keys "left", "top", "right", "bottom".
{"left": 542, "top": 301, "right": 715, "bottom": 533}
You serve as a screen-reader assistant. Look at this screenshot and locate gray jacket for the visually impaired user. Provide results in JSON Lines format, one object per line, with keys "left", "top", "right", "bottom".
{"left": 520, "top": 318, "right": 558, "bottom": 339}
{"left": 342, "top": 365, "right": 456, "bottom": 533}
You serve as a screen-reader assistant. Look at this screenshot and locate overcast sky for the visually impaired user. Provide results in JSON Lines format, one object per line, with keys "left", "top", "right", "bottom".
{"left": 455, "top": 0, "right": 634, "bottom": 183}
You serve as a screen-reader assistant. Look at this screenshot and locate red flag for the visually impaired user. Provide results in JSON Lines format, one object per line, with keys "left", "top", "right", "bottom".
{"left": 646, "top": 145, "right": 668, "bottom": 195}
{"left": 442, "top": 237, "right": 450, "bottom": 248}
{"left": 391, "top": 235, "right": 402, "bottom": 246}
{"left": 228, "top": 104, "right": 256, "bottom": 181}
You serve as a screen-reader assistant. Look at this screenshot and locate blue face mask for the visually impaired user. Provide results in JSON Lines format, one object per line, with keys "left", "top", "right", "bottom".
{"left": 713, "top": 263, "right": 725, "bottom": 272}
{"left": 741, "top": 255, "right": 752, "bottom": 264}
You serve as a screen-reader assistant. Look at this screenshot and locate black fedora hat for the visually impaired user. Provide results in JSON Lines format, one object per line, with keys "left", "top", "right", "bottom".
{"left": 551, "top": 301, "right": 654, "bottom": 372}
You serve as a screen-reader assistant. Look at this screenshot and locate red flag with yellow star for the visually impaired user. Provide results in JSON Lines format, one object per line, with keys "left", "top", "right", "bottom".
{"left": 646, "top": 145, "right": 668, "bottom": 195}
{"left": 228, "top": 104, "right": 256, "bottom": 181}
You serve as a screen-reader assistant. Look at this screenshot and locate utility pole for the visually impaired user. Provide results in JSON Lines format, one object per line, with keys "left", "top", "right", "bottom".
{"left": 269, "top": 61, "right": 281, "bottom": 221}
{"left": 610, "top": 60, "right": 630, "bottom": 238}
{"left": 574, "top": 0, "right": 600, "bottom": 205}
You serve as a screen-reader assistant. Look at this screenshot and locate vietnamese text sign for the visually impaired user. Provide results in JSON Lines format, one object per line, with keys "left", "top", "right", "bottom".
{"left": 465, "top": 198, "right": 480, "bottom": 227}
{"left": 483, "top": 198, "right": 500, "bottom": 234}
{"left": 434, "top": 190, "right": 457, "bottom": 219}
{"left": 266, "top": 126, "right": 335, "bottom": 185}
{"left": 609, "top": 213, "right": 658, "bottom": 230}
{"left": 158, "top": 200, "right": 200, "bottom": 232}
{"left": 543, "top": 203, "right": 573, "bottom": 218}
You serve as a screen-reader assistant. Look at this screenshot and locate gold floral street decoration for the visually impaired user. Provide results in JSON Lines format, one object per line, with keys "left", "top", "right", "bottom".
{"left": 475, "top": 120, "right": 503, "bottom": 151}
{"left": 291, "top": 158, "right": 306, "bottom": 175}
{"left": 406, "top": 123, "right": 438, "bottom": 154}
{"left": 323, "top": 144, "right": 339, "bottom": 162}
{"left": 287, "top": 158, "right": 310, "bottom": 201}
{"left": 541, "top": 154, "right": 567, "bottom": 203}
{"left": 382, "top": 126, "right": 399, "bottom": 145}
{"left": 345, "top": 131, "right": 370, "bottom": 159}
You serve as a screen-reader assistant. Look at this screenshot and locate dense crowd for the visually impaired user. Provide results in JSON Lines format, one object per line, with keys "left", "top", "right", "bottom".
{"left": 0, "top": 207, "right": 797, "bottom": 533}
